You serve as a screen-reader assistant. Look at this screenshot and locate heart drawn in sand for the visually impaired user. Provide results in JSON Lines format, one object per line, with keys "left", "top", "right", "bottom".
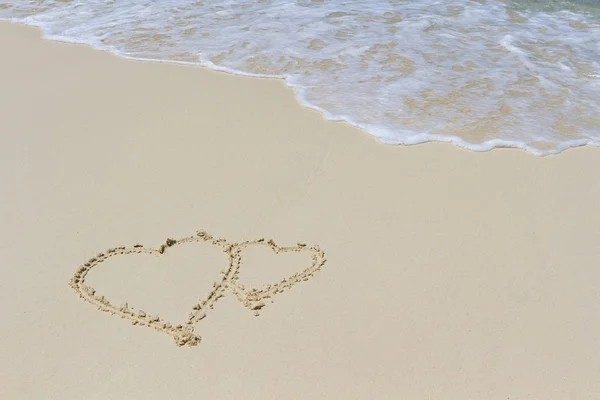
{"left": 69, "top": 231, "right": 326, "bottom": 347}
{"left": 227, "top": 239, "right": 326, "bottom": 314}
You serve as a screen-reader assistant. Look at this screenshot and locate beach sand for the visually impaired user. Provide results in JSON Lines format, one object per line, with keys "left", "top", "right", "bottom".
{"left": 1, "top": 21, "right": 600, "bottom": 399}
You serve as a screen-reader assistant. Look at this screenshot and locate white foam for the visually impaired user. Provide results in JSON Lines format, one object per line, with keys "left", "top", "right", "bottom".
{"left": 1, "top": 0, "right": 599, "bottom": 156}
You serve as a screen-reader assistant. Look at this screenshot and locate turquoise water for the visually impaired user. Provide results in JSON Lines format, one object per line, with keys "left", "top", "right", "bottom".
{"left": 510, "top": 0, "right": 600, "bottom": 13}
{"left": 1, "top": 0, "right": 599, "bottom": 155}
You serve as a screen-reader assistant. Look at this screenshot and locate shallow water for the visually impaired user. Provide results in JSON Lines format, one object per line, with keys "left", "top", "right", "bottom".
{"left": 2, "top": 0, "right": 599, "bottom": 155}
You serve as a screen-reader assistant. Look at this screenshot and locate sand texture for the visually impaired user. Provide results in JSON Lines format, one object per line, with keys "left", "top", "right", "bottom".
{"left": 1, "top": 22, "right": 600, "bottom": 399}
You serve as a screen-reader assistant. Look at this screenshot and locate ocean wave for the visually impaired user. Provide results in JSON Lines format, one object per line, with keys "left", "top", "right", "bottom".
{"left": 1, "top": 0, "right": 599, "bottom": 155}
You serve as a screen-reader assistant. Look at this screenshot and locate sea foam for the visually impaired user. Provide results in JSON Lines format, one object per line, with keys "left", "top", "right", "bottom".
{"left": 1, "top": 0, "right": 599, "bottom": 155}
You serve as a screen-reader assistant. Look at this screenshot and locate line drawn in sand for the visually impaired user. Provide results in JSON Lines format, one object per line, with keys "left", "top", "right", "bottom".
{"left": 69, "top": 231, "right": 326, "bottom": 347}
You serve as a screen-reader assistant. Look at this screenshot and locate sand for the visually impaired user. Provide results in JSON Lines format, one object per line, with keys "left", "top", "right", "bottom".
{"left": 1, "top": 21, "right": 600, "bottom": 399}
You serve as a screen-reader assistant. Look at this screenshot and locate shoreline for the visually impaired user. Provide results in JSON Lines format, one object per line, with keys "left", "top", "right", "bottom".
{"left": 2, "top": 19, "right": 597, "bottom": 156}
{"left": 2, "top": 20, "right": 600, "bottom": 399}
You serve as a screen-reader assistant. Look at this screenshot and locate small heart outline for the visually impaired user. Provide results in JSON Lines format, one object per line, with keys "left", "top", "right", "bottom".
{"left": 227, "top": 239, "right": 326, "bottom": 315}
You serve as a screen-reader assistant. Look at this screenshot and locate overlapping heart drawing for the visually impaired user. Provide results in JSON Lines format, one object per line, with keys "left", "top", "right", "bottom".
{"left": 69, "top": 231, "right": 326, "bottom": 347}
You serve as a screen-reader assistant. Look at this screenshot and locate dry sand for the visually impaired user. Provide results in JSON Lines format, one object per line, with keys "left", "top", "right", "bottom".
{"left": 1, "top": 21, "right": 600, "bottom": 399}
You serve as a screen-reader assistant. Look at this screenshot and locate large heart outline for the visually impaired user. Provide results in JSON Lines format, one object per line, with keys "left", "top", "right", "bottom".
{"left": 69, "top": 231, "right": 327, "bottom": 347}
{"left": 69, "top": 233, "right": 231, "bottom": 347}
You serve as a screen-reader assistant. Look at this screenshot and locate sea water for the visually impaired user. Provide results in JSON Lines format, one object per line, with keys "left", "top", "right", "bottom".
{"left": 2, "top": 0, "right": 599, "bottom": 155}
